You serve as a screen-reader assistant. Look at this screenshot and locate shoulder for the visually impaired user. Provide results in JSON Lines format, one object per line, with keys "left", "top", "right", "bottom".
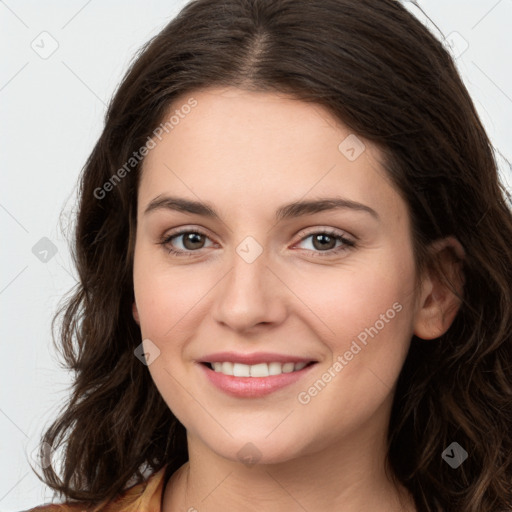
{"left": 22, "top": 465, "right": 168, "bottom": 512}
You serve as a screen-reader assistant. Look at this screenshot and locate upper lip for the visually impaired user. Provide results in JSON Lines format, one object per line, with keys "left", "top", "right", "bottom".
{"left": 198, "top": 352, "right": 317, "bottom": 365}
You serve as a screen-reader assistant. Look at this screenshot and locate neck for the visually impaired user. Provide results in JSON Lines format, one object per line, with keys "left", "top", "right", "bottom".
{"left": 163, "top": 407, "right": 416, "bottom": 511}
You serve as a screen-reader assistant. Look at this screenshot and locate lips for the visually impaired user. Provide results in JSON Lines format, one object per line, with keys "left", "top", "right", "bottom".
{"left": 198, "top": 359, "right": 317, "bottom": 398}
{"left": 197, "top": 351, "right": 318, "bottom": 397}
{"left": 205, "top": 360, "right": 314, "bottom": 377}
{"left": 198, "top": 351, "right": 316, "bottom": 365}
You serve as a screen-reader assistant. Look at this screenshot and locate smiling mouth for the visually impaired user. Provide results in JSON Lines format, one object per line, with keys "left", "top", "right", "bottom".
{"left": 201, "top": 361, "right": 317, "bottom": 377}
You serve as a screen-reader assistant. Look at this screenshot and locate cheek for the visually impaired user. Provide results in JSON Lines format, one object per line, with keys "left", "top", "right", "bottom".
{"left": 133, "top": 248, "right": 211, "bottom": 339}
{"left": 133, "top": 254, "right": 207, "bottom": 419}
{"left": 290, "top": 253, "right": 416, "bottom": 379}
{"left": 293, "top": 253, "right": 414, "bottom": 333}
{"left": 291, "top": 263, "right": 415, "bottom": 431}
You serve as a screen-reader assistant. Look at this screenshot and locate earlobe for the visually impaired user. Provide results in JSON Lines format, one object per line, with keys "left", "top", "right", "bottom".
{"left": 413, "top": 237, "right": 465, "bottom": 340}
{"left": 132, "top": 302, "right": 140, "bottom": 325}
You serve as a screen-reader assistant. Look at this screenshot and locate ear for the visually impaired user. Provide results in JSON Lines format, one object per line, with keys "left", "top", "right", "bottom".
{"left": 132, "top": 301, "right": 140, "bottom": 325}
{"left": 413, "top": 236, "right": 465, "bottom": 340}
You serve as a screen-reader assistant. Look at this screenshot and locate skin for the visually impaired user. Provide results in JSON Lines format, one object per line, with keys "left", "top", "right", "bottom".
{"left": 132, "top": 86, "right": 464, "bottom": 512}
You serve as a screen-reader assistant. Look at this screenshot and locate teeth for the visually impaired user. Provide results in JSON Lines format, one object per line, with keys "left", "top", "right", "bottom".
{"left": 210, "top": 361, "right": 310, "bottom": 377}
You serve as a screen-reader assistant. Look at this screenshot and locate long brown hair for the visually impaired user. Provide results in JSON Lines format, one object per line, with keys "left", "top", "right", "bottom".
{"left": 32, "top": 1, "right": 512, "bottom": 510}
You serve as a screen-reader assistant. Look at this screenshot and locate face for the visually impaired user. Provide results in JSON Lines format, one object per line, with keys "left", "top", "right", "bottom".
{"left": 132, "top": 86, "right": 421, "bottom": 465}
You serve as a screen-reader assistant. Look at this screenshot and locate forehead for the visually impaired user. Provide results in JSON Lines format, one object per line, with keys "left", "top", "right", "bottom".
{"left": 138, "top": 87, "right": 404, "bottom": 224}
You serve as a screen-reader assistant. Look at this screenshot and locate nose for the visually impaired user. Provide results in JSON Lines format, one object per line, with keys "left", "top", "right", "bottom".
{"left": 211, "top": 244, "right": 288, "bottom": 333}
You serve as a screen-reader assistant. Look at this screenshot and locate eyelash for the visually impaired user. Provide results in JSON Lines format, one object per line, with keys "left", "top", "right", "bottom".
{"left": 158, "top": 227, "right": 356, "bottom": 258}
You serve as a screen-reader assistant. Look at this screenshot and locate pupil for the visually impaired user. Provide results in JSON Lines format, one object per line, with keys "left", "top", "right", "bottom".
{"left": 184, "top": 233, "right": 204, "bottom": 250}
{"left": 313, "top": 234, "right": 335, "bottom": 251}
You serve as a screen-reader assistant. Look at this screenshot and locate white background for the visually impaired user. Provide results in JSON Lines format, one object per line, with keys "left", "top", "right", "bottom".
{"left": 1, "top": 1, "right": 511, "bottom": 510}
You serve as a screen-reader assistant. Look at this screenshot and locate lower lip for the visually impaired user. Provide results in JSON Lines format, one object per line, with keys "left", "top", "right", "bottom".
{"left": 198, "top": 362, "right": 317, "bottom": 398}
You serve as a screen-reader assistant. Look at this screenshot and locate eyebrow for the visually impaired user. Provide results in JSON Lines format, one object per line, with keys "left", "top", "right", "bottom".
{"left": 144, "top": 195, "right": 379, "bottom": 221}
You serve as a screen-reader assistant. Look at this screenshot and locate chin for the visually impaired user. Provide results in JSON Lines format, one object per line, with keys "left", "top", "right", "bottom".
{"left": 200, "top": 431, "right": 312, "bottom": 467}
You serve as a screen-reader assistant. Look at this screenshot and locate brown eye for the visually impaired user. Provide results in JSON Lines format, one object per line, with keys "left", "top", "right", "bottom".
{"left": 181, "top": 232, "right": 206, "bottom": 250}
{"left": 159, "top": 229, "right": 215, "bottom": 257}
{"left": 295, "top": 229, "right": 355, "bottom": 258}
{"left": 311, "top": 233, "right": 337, "bottom": 251}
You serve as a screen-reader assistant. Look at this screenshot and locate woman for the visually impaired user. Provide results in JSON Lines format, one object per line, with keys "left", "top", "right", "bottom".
{"left": 26, "top": 0, "right": 512, "bottom": 511}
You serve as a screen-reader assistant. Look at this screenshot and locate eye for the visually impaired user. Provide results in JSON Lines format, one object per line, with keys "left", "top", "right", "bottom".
{"left": 158, "top": 227, "right": 356, "bottom": 258}
{"left": 294, "top": 229, "right": 355, "bottom": 257}
{"left": 159, "top": 228, "right": 215, "bottom": 257}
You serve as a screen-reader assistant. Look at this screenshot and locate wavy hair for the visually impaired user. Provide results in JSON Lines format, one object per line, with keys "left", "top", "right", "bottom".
{"left": 32, "top": 0, "right": 512, "bottom": 510}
